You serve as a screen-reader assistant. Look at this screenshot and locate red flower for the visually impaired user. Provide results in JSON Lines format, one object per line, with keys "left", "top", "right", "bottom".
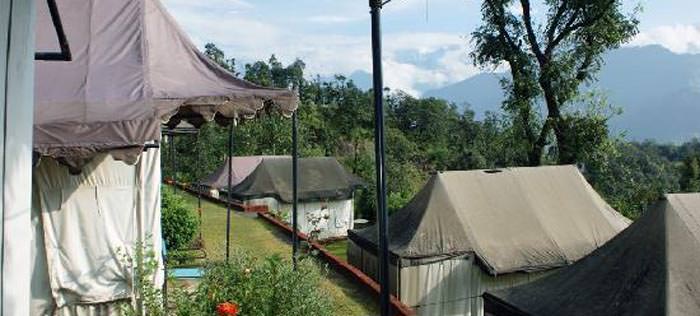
{"left": 216, "top": 302, "right": 239, "bottom": 316}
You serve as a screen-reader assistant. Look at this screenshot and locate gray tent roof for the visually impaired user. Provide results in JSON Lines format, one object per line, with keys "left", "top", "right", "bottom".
{"left": 34, "top": 0, "right": 297, "bottom": 170}
{"left": 199, "top": 156, "right": 287, "bottom": 189}
{"left": 483, "top": 193, "right": 700, "bottom": 316}
{"left": 229, "top": 157, "right": 365, "bottom": 204}
{"left": 348, "top": 165, "right": 630, "bottom": 274}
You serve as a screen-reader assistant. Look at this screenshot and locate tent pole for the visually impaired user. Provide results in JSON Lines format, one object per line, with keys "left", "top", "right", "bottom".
{"left": 370, "top": 1, "right": 391, "bottom": 315}
{"left": 171, "top": 133, "right": 177, "bottom": 193}
{"left": 225, "top": 120, "right": 233, "bottom": 262}
{"left": 292, "top": 111, "right": 299, "bottom": 269}
{"left": 197, "top": 130, "right": 202, "bottom": 241}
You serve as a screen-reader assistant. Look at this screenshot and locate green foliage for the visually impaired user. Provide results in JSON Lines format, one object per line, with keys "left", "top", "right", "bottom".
{"left": 119, "top": 245, "right": 333, "bottom": 316}
{"left": 584, "top": 141, "right": 681, "bottom": 219}
{"left": 174, "top": 46, "right": 700, "bottom": 224}
{"left": 681, "top": 154, "right": 700, "bottom": 192}
{"left": 205, "top": 43, "right": 239, "bottom": 77}
{"left": 119, "top": 241, "right": 164, "bottom": 316}
{"left": 173, "top": 250, "right": 332, "bottom": 316}
{"left": 161, "top": 188, "right": 198, "bottom": 251}
{"left": 471, "top": 0, "right": 639, "bottom": 165}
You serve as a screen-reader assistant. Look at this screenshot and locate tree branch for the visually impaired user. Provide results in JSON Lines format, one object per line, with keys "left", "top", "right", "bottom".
{"left": 520, "top": 0, "right": 545, "bottom": 64}
{"left": 486, "top": 0, "right": 519, "bottom": 53}
{"left": 545, "top": 1, "right": 569, "bottom": 46}
{"left": 546, "top": 0, "right": 615, "bottom": 55}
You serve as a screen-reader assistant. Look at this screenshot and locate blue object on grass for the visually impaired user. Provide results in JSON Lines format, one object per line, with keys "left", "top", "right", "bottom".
{"left": 162, "top": 238, "right": 204, "bottom": 279}
{"left": 170, "top": 267, "right": 203, "bottom": 279}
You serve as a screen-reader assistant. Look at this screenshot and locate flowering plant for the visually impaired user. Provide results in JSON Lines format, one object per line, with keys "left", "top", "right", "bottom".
{"left": 216, "top": 302, "right": 239, "bottom": 316}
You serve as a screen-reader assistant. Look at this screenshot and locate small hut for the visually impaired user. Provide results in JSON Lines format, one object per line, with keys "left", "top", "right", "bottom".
{"left": 484, "top": 193, "right": 700, "bottom": 316}
{"left": 198, "top": 156, "right": 286, "bottom": 199}
{"left": 230, "top": 157, "right": 364, "bottom": 240}
{"left": 347, "top": 165, "right": 630, "bottom": 316}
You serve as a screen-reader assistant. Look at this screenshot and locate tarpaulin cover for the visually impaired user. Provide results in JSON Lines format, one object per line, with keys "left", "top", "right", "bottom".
{"left": 348, "top": 165, "right": 629, "bottom": 274}
{"left": 229, "top": 157, "right": 365, "bottom": 204}
{"left": 483, "top": 193, "right": 700, "bottom": 316}
{"left": 199, "top": 156, "right": 287, "bottom": 189}
{"left": 30, "top": 150, "right": 163, "bottom": 314}
{"left": 34, "top": 0, "right": 297, "bottom": 169}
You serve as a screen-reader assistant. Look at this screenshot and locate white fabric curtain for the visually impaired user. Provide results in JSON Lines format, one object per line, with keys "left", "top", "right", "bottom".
{"left": 31, "top": 150, "right": 162, "bottom": 316}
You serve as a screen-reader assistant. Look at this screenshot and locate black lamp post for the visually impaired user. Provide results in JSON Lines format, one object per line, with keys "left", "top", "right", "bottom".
{"left": 369, "top": 0, "right": 391, "bottom": 315}
{"left": 291, "top": 110, "right": 299, "bottom": 269}
{"left": 225, "top": 120, "right": 234, "bottom": 262}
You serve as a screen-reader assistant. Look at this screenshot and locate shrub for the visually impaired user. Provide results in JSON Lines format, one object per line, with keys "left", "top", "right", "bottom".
{"left": 161, "top": 188, "right": 198, "bottom": 251}
{"left": 174, "top": 250, "right": 333, "bottom": 316}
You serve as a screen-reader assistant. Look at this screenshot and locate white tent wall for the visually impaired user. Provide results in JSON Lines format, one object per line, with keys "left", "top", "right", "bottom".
{"left": 30, "top": 150, "right": 163, "bottom": 315}
{"left": 347, "top": 240, "right": 551, "bottom": 316}
{"left": 246, "top": 197, "right": 355, "bottom": 240}
{"left": 1, "top": 0, "right": 34, "bottom": 314}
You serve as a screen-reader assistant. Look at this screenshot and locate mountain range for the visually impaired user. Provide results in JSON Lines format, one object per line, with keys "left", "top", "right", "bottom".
{"left": 424, "top": 45, "right": 700, "bottom": 142}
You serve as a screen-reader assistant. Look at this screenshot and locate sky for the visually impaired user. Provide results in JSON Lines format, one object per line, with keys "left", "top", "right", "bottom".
{"left": 162, "top": 0, "right": 700, "bottom": 95}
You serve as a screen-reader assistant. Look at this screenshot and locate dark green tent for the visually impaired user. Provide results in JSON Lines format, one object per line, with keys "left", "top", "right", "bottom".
{"left": 229, "top": 157, "right": 364, "bottom": 203}
{"left": 484, "top": 193, "right": 700, "bottom": 316}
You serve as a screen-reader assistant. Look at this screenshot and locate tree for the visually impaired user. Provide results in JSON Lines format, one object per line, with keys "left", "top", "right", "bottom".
{"left": 471, "top": 0, "right": 638, "bottom": 165}
{"left": 204, "top": 43, "right": 239, "bottom": 77}
{"left": 681, "top": 154, "right": 700, "bottom": 192}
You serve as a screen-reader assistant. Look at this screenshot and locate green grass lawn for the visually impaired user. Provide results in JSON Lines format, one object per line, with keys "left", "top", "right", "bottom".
{"left": 323, "top": 239, "right": 349, "bottom": 262}
{"left": 173, "top": 188, "right": 379, "bottom": 316}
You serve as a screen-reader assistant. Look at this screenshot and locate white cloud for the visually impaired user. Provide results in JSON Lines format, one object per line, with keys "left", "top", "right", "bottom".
{"left": 162, "top": 0, "right": 479, "bottom": 96}
{"left": 630, "top": 24, "right": 700, "bottom": 54}
{"left": 307, "top": 15, "right": 367, "bottom": 24}
{"left": 163, "top": 0, "right": 253, "bottom": 11}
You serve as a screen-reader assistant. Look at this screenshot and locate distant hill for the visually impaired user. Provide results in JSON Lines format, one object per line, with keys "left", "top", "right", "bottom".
{"left": 424, "top": 45, "right": 700, "bottom": 142}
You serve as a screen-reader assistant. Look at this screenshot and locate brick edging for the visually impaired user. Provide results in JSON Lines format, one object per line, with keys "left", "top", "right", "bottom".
{"left": 258, "top": 212, "right": 415, "bottom": 316}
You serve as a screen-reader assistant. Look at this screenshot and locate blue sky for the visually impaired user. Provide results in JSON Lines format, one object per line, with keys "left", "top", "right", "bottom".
{"left": 163, "top": 0, "right": 700, "bottom": 95}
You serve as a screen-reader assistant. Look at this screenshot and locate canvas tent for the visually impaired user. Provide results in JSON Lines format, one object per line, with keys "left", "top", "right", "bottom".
{"left": 230, "top": 157, "right": 364, "bottom": 240}
{"left": 483, "top": 193, "right": 700, "bottom": 316}
{"left": 31, "top": 0, "right": 297, "bottom": 314}
{"left": 347, "top": 165, "right": 630, "bottom": 316}
{"left": 34, "top": 0, "right": 297, "bottom": 172}
{"left": 198, "top": 156, "right": 286, "bottom": 199}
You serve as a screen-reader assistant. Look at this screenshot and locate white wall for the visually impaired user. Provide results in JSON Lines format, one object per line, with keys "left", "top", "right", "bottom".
{"left": 246, "top": 198, "right": 355, "bottom": 240}
{"left": 1, "top": 0, "right": 35, "bottom": 314}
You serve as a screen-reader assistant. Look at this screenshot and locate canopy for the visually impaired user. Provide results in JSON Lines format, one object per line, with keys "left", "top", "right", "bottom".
{"left": 229, "top": 157, "right": 365, "bottom": 203}
{"left": 483, "top": 193, "right": 700, "bottom": 316}
{"left": 348, "top": 165, "right": 630, "bottom": 274}
{"left": 199, "top": 156, "right": 287, "bottom": 189}
{"left": 34, "top": 0, "right": 298, "bottom": 170}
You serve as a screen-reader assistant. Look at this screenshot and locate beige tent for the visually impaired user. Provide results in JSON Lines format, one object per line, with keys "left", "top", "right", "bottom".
{"left": 484, "top": 193, "right": 700, "bottom": 316}
{"left": 31, "top": 0, "right": 297, "bottom": 314}
{"left": 348, "top": 165, "right": 629, "bottom": 316}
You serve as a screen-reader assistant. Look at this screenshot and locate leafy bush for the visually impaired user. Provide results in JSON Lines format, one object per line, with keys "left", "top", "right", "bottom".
{"left": 161, "top": 188, "right": 198, "bottom": 251}
{"left": 173, "top": 250, "right": 332, "bottom": 316}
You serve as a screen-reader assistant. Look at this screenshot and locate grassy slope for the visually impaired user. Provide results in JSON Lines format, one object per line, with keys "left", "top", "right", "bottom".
{"left": 174, "top": 188, "right": 379, "bottom": 316}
